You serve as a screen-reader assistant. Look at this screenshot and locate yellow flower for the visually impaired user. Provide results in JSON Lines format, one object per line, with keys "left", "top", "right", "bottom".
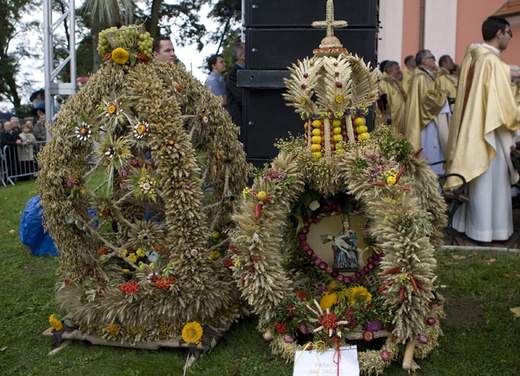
{"left": 107, "top": 323, "right": 119, "bottom": 335}
{"left": 347, "top": 286, "right": 372, "bottom": 305}
{"left": 112, "top": 47, "right": 130, "bottom": 64}
{"left": 386, "top": 175, "right": 397, "bottom": 185}
{"left": 181, "top": 321, "right": 204, "bottom": 344}
{"left": 327, "top": 280, "right": 337, "bottom": 291}
{"left": 49, "top": 314, "right": 63, "bottom": 332}
{"left": 319, "top": 292, "right": 338, "bottom": 310}
{"left": 209, "top": 250, "right": 221, "bottom": 260}
{"left": 211, "top": 230, "right": 220, "bottom": 240}
{"left": 136, "top": 248, "right": 146, "bottom": 258}
{"left": 122, "top": 269, "right": 130, "bottom": 274}
{"left": 128, "top": 253, "right": 137, "bottom": 263}
{"left": 335, "top": 95, "right": 344, "bottom": 104}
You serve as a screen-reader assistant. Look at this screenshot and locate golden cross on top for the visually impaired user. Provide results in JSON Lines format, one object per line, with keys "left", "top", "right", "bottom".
{"left": 312, "top": 0, "right": 348, "bottom": 37}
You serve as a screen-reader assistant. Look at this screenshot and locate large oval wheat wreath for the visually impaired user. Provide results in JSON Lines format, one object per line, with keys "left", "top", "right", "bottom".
{"left": 38, "top": 51, "right": 249, "bottom": 348}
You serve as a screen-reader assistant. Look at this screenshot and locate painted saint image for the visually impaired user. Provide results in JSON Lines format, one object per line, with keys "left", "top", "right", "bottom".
{"left": 321, "top": 230, "right": 359, "bottom": 271}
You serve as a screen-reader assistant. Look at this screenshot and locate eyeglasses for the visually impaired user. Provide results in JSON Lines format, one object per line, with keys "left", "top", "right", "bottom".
{"left": 505, "top": 29, "right": 513, "bottom": 37}
{"left": 425, "top": 56, "right": 436, "bottom": 61}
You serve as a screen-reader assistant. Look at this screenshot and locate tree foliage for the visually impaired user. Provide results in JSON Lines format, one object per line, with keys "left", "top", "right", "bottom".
{"left": 0, "top": 0, "right": 40, "bottom": 112}
{"left": 0, "top": 0, "right": 244, "bottom": 112}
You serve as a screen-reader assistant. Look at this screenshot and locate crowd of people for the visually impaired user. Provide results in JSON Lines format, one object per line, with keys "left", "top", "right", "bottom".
{"left": 0, "top": 109, "right": 47, "bottom": 181}
{"left": 379, "top": 16, "right": 520, "bottom": 243}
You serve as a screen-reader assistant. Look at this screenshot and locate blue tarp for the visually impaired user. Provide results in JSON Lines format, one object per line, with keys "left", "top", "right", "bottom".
{"left": 19, "top": 196, "right": 59, "bottom": 256}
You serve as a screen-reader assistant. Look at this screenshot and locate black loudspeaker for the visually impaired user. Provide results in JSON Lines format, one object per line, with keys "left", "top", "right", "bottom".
{"left": 243, "top": 89, "right": 301, "bottom": 160}
{"left": 243, "top": 89, "right": 376, "bottom": 162}
{"left": 243, "top": 0, "right": 379, "bottom": 28}
{"left": 245, "top": 28, "right": 378, "bottom": 70}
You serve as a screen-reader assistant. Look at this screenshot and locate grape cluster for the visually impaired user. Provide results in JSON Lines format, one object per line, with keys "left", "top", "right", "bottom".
{"left": 97, "top": 25, "right": 154, "bottom": 59}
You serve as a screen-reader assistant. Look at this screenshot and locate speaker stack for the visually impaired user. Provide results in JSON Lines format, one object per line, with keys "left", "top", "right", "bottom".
{"left": 238, "top": 0, "right": 379, "bottom": 164}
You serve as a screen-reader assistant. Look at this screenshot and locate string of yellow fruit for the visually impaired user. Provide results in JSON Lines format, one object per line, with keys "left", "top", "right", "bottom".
{"left": 305, "top": 114, "right": 370, "bottom": 158}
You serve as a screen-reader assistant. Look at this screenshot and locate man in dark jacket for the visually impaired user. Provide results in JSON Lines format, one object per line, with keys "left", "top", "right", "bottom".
{"left": 225, "top": 42, "right": 245, "bottom": 129}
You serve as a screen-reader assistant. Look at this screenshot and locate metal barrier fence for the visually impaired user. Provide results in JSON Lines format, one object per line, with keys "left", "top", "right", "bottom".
{"left": 1, "top": 141, "right": 46, "bottom": 186}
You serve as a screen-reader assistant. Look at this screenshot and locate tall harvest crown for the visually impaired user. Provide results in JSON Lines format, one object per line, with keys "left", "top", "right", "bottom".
{"left": 283, "top": 0, "right": 380, "bottom": 158}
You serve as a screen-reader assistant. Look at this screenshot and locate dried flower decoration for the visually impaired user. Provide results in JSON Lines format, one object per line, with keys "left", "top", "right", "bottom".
{"left": 75, "top": 122, "right": 92, "bottom": 142}
{"left": 133, "top": 121, "right": 149, "bottom": 139}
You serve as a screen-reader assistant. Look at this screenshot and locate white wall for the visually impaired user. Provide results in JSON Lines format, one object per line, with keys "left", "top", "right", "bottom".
{"left": 378, "top": 0, "right": 404, "bottom": 65}
{"left": 424, "top": 0, "right": 458, "bottom": 61}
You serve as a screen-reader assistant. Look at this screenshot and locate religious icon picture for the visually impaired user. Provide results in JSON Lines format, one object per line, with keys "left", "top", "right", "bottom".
{"left": 323, "top": 229, "right": 360, "bottom": 272}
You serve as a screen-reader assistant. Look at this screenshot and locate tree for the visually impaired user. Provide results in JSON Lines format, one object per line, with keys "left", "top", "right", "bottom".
{"left": 0, "top": 0, "right": 40, "bottom": 113}
{"left": 76, "top": 0, "right": 243, "bottom": 75}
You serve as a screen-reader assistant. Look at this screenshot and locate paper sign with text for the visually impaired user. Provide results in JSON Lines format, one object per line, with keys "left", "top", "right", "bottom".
{"left": 293, "top": 346, "right": 360, "bottom": 376}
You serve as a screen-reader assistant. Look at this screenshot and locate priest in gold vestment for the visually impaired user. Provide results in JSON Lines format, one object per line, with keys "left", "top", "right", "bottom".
{"left": 437, "top": 55, "right": 458, "bottom": 109}
{"left": 401, "top": 50, "right": 450, "bottom": 174}
{"left": 379, "top": 61, "right": 407, "bottom": 130}
{"left": 402, "top": 55, "right": 415, "bottom": 94}
{"left": 445, "top": 16, "right": 520, "bottom": 242}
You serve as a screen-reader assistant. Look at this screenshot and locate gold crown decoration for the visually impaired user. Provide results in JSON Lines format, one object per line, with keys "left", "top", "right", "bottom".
{"left": 283, "top": 0, "right": 380, "bottom": 158}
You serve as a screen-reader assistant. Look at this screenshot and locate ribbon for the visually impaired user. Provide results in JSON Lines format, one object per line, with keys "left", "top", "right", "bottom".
{"left": 332, "top": 346, "right": 341, "bottom": 376}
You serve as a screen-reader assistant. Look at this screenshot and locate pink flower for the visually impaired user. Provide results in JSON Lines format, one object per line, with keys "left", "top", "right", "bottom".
{"left": 380, "top": 350, "right": 391, "bottom": 362}
{"left": 362, "top": 330, "right": 374, "bottom": 342}
{"left": 418, "top": 334, "right": 429, "bottom": 344}
{"left": 283, "top": 335, "right": 294, "bottom": 343}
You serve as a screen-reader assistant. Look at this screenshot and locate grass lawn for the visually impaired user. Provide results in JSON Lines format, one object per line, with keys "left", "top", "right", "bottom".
{"left": 1, "top": 179, "right": 519, "bottom": 375}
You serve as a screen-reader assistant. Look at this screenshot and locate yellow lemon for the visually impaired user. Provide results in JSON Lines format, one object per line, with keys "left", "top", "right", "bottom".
{"left": 333, "top": 127, "right": 342, "bottom": 135}
{"left": 312, "top": 119, "right": 322, "bottom": 128}
{"left": 386, "top": 175, "right": 397, "bottom": 185}
{"left": 310, "top": 144, "right": 321, "bottom": 152}
{"left": 311, "top": 135, "right": 322, "bottom": 144}
{"left": 312, "top": 128, "right": 322, "bottom": 136}
{"left": 356, "top": 125, "right": 368, "bottom": 134}
{"left": 354, "top": 117, "right": 366, "bottom": 127}
{"left": 332, "top": 119, "right": 342, "bottom": 127}
{"left": 256, "top": 190, "right": 267, "bottom": 200}
{"left": 312, "top": 151, "right": 322, "bottom": 158}
{"left": 333, "top": 134, "right": 344, "bottom": 143}
{"left": 357, "top": 132, "right": 370, "bottom": 141}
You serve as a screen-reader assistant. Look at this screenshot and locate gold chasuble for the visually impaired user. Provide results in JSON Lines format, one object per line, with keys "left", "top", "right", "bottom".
{"left": 401, "top": 68, "right": 447, "bottom": 151}
{"left": 402, "top": 67, "right": 414, "bottom": 94}
{"left": 445, "top": 44, "right": 520, "bottom": 189}
{"left": 379, "top": 72, "right": 407, "bottom": 130}
{"left": 436, "top": 67, "right": 457, "bottom": 100}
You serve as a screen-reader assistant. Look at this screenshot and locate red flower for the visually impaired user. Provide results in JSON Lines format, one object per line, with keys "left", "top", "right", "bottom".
{"left": 153, "top": 275, "right": 175, "bottom": 290}
{"left": 295, "top": 290, "right": 309, "bottom": 301}
{"left": 319, "top": 312, "right": 338, "bottom": 332}
{"left": 120, "top": 280, "right": 140, "bottom": 295}
{"left": 273, "top": 322, "right": 287, "bottom": 334}
{"left": 342, "top": 309, "right": 357, "bottom": 329}
{"left": 97, "top": 247, "right": 109, "bottom": 255}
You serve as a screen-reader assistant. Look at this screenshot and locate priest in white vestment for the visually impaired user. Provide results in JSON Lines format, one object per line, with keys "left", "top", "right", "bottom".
{"left": 445, "top": 16, "right": 520, "bottom": 242}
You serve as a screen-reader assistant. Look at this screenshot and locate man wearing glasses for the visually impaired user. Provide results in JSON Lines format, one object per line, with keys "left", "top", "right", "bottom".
{"left": 444, "top": 16, "right": 520, "bottom": 243}
{"left": 401, "top": 49, "right": 451, "bottom": 175}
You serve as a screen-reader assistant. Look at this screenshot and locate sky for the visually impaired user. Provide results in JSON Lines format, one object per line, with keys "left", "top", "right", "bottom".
{"left": 1, "top": 2, "right": 218, "bottom": 113}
